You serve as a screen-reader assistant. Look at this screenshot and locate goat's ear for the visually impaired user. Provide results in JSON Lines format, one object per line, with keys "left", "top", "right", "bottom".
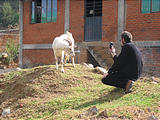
{"left": 66, "top": 31, "right": 72, "bottom": 36}
{"left": 68, "top": 46, "right": 72, "bottom": 49}
{"left": 66, "top": 31, "right": 69, "bottom": 34}
{"left": 65, "top": 31, "right": 68, "bottom": 33}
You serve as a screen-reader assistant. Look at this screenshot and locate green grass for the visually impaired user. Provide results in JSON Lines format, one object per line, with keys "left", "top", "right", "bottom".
{"left": 0, "top": 64, "right": 160, "bottom": 120}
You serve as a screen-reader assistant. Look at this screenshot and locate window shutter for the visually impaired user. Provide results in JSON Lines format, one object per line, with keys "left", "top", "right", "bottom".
{"left": 31, "top": 1, "right": 36, "bottom": 23}
{"left": 47, "top": 0, "right": 52, "bottom": 22}
{"left": 52, "top": 0, "right": 57, "bottom": 22}
{"left": 41, "top": 0, "right": 47, "bottom": 23}
{"left": 152, "top": 0, "right": 160, "bottom": 12}
{"left": 141, "top": 0, "right": 151, "bottom": 13}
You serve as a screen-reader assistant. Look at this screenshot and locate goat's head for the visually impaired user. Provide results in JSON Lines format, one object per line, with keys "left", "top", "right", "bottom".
{"left": 66, "top": 31, "right": 74, "bottom": 43}
{"left": 65, "top": 31, "right": 75, "bottom": 52}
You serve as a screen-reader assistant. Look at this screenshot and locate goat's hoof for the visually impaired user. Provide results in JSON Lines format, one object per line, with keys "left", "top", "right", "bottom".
{"left": 61, "top": 69, "right": 65, "bottom": 73}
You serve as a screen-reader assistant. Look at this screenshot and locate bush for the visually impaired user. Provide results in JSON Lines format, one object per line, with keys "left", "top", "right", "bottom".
{"left": 5, "top": 38, "right": 19, "bottom": 64}
{"left": 0, "top": 2, "right": 19, "bottom": 28}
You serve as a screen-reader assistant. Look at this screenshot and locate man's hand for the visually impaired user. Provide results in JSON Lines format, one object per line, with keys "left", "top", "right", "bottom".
{"left": 110, "top": 46, "right": 116, "bottom": 58}
{"left": 102, "top": 73, "right": 108, "bottom": 79}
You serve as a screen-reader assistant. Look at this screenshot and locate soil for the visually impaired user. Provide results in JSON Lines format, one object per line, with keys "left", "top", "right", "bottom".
{"left": 76, "top": 106, "right": 160, "bottom": 120}
{"left": 0, "top": 65, "right": 159, "bottom": 120}
{"left": 0, "top": 61, "right": 18, "bottom": 74}
{"left": 0, "top": 65, "right": 92, "bottom": 119}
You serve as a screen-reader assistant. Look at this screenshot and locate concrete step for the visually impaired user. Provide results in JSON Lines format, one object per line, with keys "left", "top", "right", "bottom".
{"left": 87, "top": 46, "right": 114, "bottom": 68}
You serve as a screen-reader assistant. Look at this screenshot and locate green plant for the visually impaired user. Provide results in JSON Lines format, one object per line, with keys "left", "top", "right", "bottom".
{"left": 0, "top": 2, "right": 19, "bottom": 28}
{"left": 5, "top": 38, "right": 19, "bottom": 64}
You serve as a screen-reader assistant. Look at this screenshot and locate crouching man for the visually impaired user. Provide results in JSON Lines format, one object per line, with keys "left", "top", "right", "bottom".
{"left": 102, "top": 31, "right": 143, "bottom": 94}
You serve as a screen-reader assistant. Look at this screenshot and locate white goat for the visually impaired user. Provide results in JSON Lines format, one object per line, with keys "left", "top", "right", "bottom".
{"left": 52, "top": 31, "right": 75, "bottom": 72}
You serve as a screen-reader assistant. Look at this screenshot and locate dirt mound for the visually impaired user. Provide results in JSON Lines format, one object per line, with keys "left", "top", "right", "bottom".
{"left": 0, "top": 65, "right": 86, "bottom": 117}
{"left": 0, "top": 64, "right": 159, "bottom": 119}
{"left": 1, "top": 66, "right": 76, "bottom": 98}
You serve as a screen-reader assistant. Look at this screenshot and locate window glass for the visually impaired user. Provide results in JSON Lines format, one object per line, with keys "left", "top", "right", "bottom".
{"left": 85, "top": 0, "right": 102, "bottom": 17}
{"left": 152, "top": 0, "right": 160, "bottom": 12}
{"left": 52, "top": 0, "right": 57, "bottom": 22}
{"left": 95, "top": 0, "right": 102, "bottom": 16}
{"left": 31, "top": 0, "right": 57, "bottom": 23}
{"left": 41, "top": 0, "right": 47, "bottom": 23}
{"left": 35, "top": 0, "right": 42, "bottom": 23}
{"left": 47, "top": 0, "right": 52, "bottom": 22}
{"left": 141, "top": 0, "right": 151, "bottom": 13}
{"left": 31, "top": 1, "right": 35, "bottom": 23}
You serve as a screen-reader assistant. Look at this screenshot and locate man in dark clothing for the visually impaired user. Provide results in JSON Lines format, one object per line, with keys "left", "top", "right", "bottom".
{"left": 102, "top": 31, "right": 143, "bottom": 93}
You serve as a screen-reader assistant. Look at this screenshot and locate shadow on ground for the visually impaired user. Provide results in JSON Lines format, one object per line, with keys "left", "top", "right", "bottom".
{"left": 74, "top": 88, "right": 125, "bottom": 110}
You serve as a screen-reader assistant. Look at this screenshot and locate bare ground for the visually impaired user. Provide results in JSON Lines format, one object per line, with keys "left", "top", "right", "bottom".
{"left": 0, "top": 64, "right": 159, "bottom": 120}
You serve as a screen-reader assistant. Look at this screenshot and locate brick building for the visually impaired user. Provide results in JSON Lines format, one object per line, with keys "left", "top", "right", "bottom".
{"left": 19, "top": 0, "right": 160, "bottom": 72}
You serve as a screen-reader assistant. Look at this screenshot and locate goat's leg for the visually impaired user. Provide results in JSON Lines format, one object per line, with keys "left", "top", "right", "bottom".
{"left": 55, "top": 56, "right": 58, "bottom": 70}
{"left": 72, "top": 56, "right": 75, "bottom": 67}
{"left": 64, "top": 55, "right": 67, "bottom": 66}
{"left": 61, "top": 51, "right": 65, "bottom": 72}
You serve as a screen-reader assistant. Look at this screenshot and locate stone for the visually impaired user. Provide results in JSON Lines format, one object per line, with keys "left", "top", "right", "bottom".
{"left": 82, "top": 63, "right": 94, "bottom": 69}
{"left": 88, "top": 64, "right": 94, "bottom": 69}
{"left": 16, "top": 67, "right": 22, "bottom": 71}
{"left": 1, "top": 108, "right": 11, "bottom": 117}
{"left": 95, "top": 66, "right": 107, "bottom": 74}
{"left": 2, "top": 53, "right": 8, "bottom": 58}
{"left": 151, "top": 81, "right": 158, "bottom": 84}
{"left": 147, "top": 115, "right": 159, "bottom": 120}
{"left": 98, "top": 109, "right": 108, "bottom": 118}
{"left": 82, "top": 63, "right": 89, "bottom": 67}
{"left": 86, "top": 106, "right": 99, "bottom": 116}
{"left": 0, "top": 74, "right": 5, "bottom": 78}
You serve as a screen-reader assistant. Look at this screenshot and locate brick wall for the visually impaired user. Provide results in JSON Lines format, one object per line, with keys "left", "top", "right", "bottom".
{"left": 75, "top": 47, "right": 88, "bottom": 64}
{"left": 126, "top": 0, "right": 160, "bottom": 73}
{"left": 70, "top": 0, "right": 84, "bottom": 43}
{"left": 22, "top": 0, "right": 89, "bottom": 66}
{"left": 23, "top": 1, "right": 65, "bottom": 44}
{"left": 139, "top": 46, "right": 160, "bottom": 74}
{"left": 126, "top": 0, "right": 160, "bottom": 41}
{"left": 69, "top": 0, "right": 118, "bottom": 43}
{"left": 23, "top": 49, "right": 54, "bottom": 67}
{"left": 0, "top": 30, "right": 19, "bottom": 52}
{"left": 102, "top": 0, "right": 118, "bottom": 42}
{"left": 23, "top": 0, "right": 65, "bottom": 65}
{"left": 22, "top": 0, "right": 160, "bottom": 71}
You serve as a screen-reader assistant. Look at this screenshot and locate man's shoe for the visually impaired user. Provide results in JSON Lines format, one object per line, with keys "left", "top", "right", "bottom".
{"left": 125, "top": 80, "right": 134, "bottom": 94}
{"left": 124, "top": 89, "right": 133, "bottom": 94}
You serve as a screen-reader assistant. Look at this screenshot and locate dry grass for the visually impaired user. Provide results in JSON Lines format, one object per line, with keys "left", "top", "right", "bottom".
{"left": 0, "top": 64, "right": 159, "bottom": 120}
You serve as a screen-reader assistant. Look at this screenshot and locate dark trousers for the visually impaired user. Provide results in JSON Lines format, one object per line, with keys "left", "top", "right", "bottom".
{"left": 102, "top": 74, "right": 129, "bottom": 89}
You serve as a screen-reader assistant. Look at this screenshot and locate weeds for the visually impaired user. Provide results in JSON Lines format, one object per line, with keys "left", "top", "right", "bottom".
{"left": 5, "top": 38, "right": 19, "bottom": 64}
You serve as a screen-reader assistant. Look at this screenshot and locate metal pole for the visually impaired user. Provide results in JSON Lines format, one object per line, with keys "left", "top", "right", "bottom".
{"left": 19, "top": 0, "right": 24, "bottom": 68}
{"left": 64, "top": 0, "right": 70, "bottom": 33}
{"left": 117, "top": 0, "right": 125, "bottom": 41}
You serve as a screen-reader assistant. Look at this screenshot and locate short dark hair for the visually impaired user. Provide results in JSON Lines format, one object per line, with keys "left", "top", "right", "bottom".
{"left": 121, "top": 31, "right": 132, "bottom": 43}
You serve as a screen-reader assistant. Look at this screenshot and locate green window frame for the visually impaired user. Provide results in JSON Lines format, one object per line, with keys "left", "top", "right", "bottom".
{"left": 141, "top": 0, "right": 160, "bottom": 13}
{"left": 31, "top": 0, "right": 57, "bottom": 24}
{"left": 152, "top": 0, "right": 160, "bottom": 12}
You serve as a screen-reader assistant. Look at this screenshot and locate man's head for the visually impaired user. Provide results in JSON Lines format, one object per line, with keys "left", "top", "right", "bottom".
{"left": 120, "top": 31, "right": 132, "bottom": 44}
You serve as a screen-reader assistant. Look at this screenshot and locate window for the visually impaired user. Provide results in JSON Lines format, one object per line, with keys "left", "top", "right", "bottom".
{"left": 141, "top": 0, "right": 160, "bottom": 13}
{"left": 85, "top": 0, "right": 102, "bottom": 17}
{"left": 31, "top": 0, "right": 57, "bottom": 23}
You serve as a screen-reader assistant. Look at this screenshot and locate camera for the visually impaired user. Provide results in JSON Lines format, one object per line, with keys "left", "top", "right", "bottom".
{"left": 109, "top": 42, "right": 113, "bottom": 49}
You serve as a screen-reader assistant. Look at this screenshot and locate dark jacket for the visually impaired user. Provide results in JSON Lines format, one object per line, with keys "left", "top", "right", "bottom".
{"left": 108, "top": 42, "right": 143, "bottom": 81}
